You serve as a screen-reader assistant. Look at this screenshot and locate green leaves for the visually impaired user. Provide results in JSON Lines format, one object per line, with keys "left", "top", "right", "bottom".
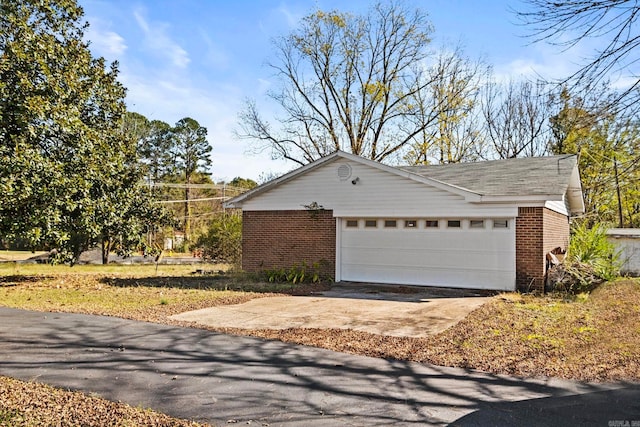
{"left": 550, "top": 88, "right": 640, "bottom": 227}
{"left": 195, "top": 212, "right": 242, "bottom": 265}
{"left": 0, "top": 0, "right": 168, "bottom": 264}
{"left": 567, "top": 222, "right": 621, "bottom": 282}
{"left": 171, "top": 117, "right": 212, "bottom": 178}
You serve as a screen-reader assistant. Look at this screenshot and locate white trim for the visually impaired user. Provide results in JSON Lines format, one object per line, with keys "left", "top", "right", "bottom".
{"left": 566, "top": 163, "right": 585, "bottom": 214}
{"left": 224, "top": 153, "right": 339, "bottom": 208}
{"left": 544, "top": 199, "right": 569, "bottom": 216}
{"left": 335, "top": 218, "right": 342, "bottom": 282}
{"left": 226, "top": 151, "right": 585, "bottom": 214}
{"left": 479, "top": 194, "right": 563, "bottom": 203}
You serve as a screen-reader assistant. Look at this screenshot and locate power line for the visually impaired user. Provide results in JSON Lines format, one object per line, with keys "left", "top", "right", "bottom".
{"left": 155, "top": 197, "right": 230, "bottom": 204}
{"left": 149, "top": 182, "right": 248, "bottom": 192}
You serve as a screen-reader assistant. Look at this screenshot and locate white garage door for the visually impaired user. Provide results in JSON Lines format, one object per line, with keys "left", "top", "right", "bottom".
{"left": 338, "top": 218, "right": 516, "bottom": 291}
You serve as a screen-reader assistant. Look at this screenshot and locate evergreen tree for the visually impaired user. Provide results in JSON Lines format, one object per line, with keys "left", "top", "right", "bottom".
{"left": 0, "top": 0, "right": 167, "bottom": 263}
{"left": 170, "top": 117, "right": 212, "bottom": 242}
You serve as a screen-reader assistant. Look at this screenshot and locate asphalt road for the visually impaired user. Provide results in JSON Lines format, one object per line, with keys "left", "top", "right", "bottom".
{"left": 1, "top": 307, "right": 639, "bottom": 426}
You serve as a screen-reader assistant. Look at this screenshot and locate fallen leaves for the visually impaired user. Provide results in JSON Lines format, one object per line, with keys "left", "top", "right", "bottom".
{"left": 1, "top": 269, "right": 639, "bottom": 426}
{"left": 200, "top": 280, "right": 640, "bottom": 383}
{"left": 0, "top": 376, "right": 208, "bottom": 426}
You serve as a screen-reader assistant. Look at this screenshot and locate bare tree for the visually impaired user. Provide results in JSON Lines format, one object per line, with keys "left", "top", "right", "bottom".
{"left": 237, "top": 2, "right": 440, "bottom": 165}
{"left": 515, "top": 1, "right": 640, "bottom": 113}
{"left": 424, "top": 48, "right": 488, "bottom": 164}
{"left": 481, "top": 79, "right": 551, "bottom": 159}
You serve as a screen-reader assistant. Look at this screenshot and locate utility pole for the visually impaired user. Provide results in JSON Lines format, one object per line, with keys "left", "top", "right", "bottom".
{"left": 614, "top": 156, "right": 624, "bottom": 228}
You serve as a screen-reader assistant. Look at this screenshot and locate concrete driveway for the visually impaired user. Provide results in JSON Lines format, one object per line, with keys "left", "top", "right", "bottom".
{"left": 171, "top": 283, "right": 490, "bottom": 337}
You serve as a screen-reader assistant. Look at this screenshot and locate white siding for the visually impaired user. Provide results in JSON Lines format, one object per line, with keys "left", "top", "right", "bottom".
{"left": 545, "top": 195, "right": 570, "bottom": 216}
{"left": 607, "top": 230, "right": 640, "bottom": 275}
{"left": 242, "top": 160, "right": 518, "bottom": 218}
{"left": 617, "top": 238, "right": 640, "bottom": 275}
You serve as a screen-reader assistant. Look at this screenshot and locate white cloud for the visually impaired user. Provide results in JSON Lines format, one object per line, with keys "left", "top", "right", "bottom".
{"left": 118, "top": 67, "right": 292, "bottom": 181}
{"left": 198, "top": 28, "right": 229, "bottom": 70}
{"left": 611, "top": 75, "right": 638, "bottom": 91}
{"left": 84, "top": 19, "right": 127, "bottom": 60}
{"left": 258, "top": 3, "right": 306, "bottom": 35}
{"left": 133, "top": 8, "right": 190, "bottom": 69}
{"left": 277, "top": 4, "right": 301, "bottom": 29}
{"left": 492, "top": 41, "right": 584, "bottom": 84}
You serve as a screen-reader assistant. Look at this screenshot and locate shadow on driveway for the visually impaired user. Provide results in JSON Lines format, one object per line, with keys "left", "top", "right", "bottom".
{"left": 320, "top": 282, "right": 497, "bottom": 302}
{"left": 1, "top": 307, "right": 637, "bottom": 426}
{"left": 453, "top": 386, "right": 640, "bottom": 426}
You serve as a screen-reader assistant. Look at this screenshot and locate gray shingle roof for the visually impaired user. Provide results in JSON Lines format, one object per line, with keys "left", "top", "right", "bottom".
{"left": 400, "top": 155, "right": 578, "bottom": 197}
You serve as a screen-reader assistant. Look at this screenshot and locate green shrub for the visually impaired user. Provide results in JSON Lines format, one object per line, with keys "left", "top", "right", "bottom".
{"left": 195, "top": 212, "right": 242, "bottom": 265}
{"left": 567, "top": 222, "right": 621, "bottom": 282}
{"left": 549, "top": 222, "right": 622, "bottom": 294}
{"left": 261, "top": 261, "right": 323, "bottom": 284}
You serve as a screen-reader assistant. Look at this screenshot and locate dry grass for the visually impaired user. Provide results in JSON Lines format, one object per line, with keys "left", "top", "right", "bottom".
{"left": 422, "top": 279, "right": 640, "bottom": 381}
{"left": 0, "top": 261, "right": 226, "bottom": 276}
{"left": 0, "top": 264, "right": 329, "bottom": 426}
{"left": 1, "top": 265, "right": 639, "bottom": 425}
{"left": 0, "top": 263, "right": 327, "bottom": 322}
{"left": 0, "top": 376, "right": 209, "bottom": 426}
{"left": 208, "top": 279, "right": 640, "bottom": 382}
{"left": 0, "top": 273, "right": 269, "bottom": 322}
{"left": 0, "top": 250, "right": 47, "bottom": 261}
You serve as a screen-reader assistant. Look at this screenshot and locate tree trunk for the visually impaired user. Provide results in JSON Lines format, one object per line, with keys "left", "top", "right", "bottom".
{"left": 101, "top": 239, "right": 110, "bottom": 264}
{"left": 614, "top": 157, "right": 624, "bottom": 228}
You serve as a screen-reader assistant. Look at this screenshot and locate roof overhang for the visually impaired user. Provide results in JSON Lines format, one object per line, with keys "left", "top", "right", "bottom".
{"left": 477, "top": 194, "right": 564, "bottom": 203}
{"left": 607, "top": 228, "right": 640, "bottom": 238}
{"left": 566, "top": 162, "right": 585, "bottom": 215}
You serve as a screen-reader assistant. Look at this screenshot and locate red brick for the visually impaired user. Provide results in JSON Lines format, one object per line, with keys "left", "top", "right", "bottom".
{"left": 245, "top": 206, "right": 570, "bottom": 291}
{"left": 242, "top": 210, "right": 336, "bottom": 277}
{"left": 516, "top": 207, "right": 569, "bottom": 292}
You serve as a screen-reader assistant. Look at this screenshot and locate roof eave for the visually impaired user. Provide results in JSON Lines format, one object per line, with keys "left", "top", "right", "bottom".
{"left": 567, "top": 163, "right": 585, "bottom": 214}
{"left": 477, "top": 194, "right": 564, "bottom": 203}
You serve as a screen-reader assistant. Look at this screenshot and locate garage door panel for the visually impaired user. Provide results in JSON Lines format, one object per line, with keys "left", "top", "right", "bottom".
{"left": 342, "top": 230, "right": 510, "bottom": 250}
{"left": 341, "top": 263, "right": 514, "bottom": 289}
{"left": 339, "top": 220, "right": 516, "bottom": 290}
{"left": 341, "top": 247, "right": 514, "bottom": 270}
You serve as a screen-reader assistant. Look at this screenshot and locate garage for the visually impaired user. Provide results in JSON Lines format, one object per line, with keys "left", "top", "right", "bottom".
{"left": 226, "top": 150, "right": 584, "bottom": 292}
{"left": 338, "top": 217, "right": 516, "bottom": 290}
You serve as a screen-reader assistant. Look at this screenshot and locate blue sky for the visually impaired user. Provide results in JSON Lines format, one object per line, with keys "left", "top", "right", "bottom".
{"left": 79, "top": 0, "right": 586, "bottom": 182}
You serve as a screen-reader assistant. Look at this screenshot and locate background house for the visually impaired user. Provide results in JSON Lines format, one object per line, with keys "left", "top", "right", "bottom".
{"left": 226, "top": 151, "right": 584, "bottom": 292}
{"left": 607, "top": 229, "right": 640, "bottom": 276}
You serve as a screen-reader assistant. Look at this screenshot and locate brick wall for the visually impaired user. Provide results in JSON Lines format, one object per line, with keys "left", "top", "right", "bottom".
{"left": 242, "top": 210, "right": 336, "bottom": 277}
{"left": 516, "top": 207, "right": 570, "bottom": 292}
{"left": 543, "top": 208, "right": 570, "bottom": 256}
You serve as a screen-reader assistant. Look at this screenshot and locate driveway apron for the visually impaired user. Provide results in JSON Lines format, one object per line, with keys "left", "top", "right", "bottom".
{"left": 1, "top": 307, "right": 638, "bottom": 426}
